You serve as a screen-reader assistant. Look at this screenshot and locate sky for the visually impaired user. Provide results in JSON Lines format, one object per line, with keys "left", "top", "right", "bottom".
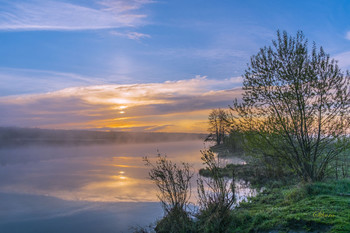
{"left": 1, "top": 0, "right": 350, "bottom": 133}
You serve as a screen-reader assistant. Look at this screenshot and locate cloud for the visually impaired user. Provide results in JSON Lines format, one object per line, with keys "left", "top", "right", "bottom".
{"left": 0, "top": 0, "right": 152, "bottom": 31}
{"left": 110, "top": 31, "right": 151, "bottom": 40}
{"left": 0, "top": 76, "right": 243, "bottom": 132}
{"left": 99, "top": 0, "right": 154, "bottom": 13}
{"left": 333, "top": 51, "right": 350, "bottom": 70}
{"left": 0, "top": 67, "right": 105, "bottom": 96}
{"left": 346, "top": 31, "right": 350, "bottom": 40}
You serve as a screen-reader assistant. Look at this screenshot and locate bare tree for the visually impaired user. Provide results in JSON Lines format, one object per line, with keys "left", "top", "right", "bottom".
{"left": 231, "top": 31, "right": 350, "bottom": 182}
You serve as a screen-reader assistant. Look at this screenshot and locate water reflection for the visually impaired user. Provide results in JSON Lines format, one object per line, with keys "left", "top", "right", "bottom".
{"left": 0, "top": 140, "right": 258, "bottom": 232}
{"left": 0, "top": 141, "right": 256, "bottom": 203}
{"left": 0, "top": 141, "right": 204, "bottom": 202}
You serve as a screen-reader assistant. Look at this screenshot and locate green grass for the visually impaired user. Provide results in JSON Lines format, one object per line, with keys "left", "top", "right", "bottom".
{"left": 229, "top": 179, "right": 350, "bottom": 232}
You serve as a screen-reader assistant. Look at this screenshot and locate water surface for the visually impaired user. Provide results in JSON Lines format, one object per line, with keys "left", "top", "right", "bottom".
{"left": 0, "top": 140, "right": 253, "bottom": 232}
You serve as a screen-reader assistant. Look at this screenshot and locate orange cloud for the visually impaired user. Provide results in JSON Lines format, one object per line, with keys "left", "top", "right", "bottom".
{"left": 0, "top": 77, "right": 243, "bottom": 133}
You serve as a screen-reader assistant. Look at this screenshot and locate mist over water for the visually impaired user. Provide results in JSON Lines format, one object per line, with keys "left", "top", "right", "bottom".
{"left": 0, "top": 140, "right": 208, "bottom": 202}
{"left": 0, "top": 140, "right": 253, "bottom": 232}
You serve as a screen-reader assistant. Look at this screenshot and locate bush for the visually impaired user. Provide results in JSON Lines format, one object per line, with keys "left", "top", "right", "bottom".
{"left": 155, "top": 207, "right": 195, "bottom": 233}
{"left": 143, "top": 155, "right": 194, "bottom": 232}
{"left": 306, "top": 179, "right": 350, "bottom": 196}
{"left": 196, "top": 150, "right": 236, "bottom": 232}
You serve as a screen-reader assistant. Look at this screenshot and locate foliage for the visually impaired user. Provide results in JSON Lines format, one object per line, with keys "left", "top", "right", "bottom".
{"left": 231, "top": 30, "right": 350, "bottom": 182}
{"left": 206, "top": 108, "right": 230, "bottom": 145}
{"left": 330, "top": 142, "right": 350, "bottom": 180}
{"left": 196, "top": 150, "right": 236, "bottom": 232}
{"left": 155, "top": 207, "right": 195, "bottom": 233}
{"left": 222, "top": 129, "right": 244, "bottom": 155}
{"left": 143, "top": 155, "right": 194, "bottom": 232}
{"left": 199, "top": 162, "right": 297, "bottom": 188}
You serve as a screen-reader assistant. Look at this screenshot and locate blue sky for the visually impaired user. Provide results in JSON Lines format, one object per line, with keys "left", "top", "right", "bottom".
{"left": 1, "top": 0, "right": 350, "bottom": 132}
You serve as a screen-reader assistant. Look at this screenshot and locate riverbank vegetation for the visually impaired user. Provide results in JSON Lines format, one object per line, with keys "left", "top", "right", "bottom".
{"left": 230, "top": 179, "right": 350, "bottom": 232}
{"left": 139, "top": 30, "right": 350, "bottom": 232}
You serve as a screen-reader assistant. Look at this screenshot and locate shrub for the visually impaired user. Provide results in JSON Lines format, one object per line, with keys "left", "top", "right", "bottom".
{"left": 143, "top": 155, "right": 194, "bottom": 232}
{"left": 196, "top": 150, "right": 236, "bottom": 232}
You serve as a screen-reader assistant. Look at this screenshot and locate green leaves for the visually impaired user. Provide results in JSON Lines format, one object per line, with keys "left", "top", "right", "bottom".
{"left": 231, "top": 30, "right": 350, "bottom": 182}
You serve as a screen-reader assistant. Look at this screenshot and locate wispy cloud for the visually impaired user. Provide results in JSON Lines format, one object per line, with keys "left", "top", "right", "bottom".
{"left": 346, "top": 31, "right": 350, "bottom": 40}
{"left": 0, "top": 76, "right": 243, "bottom": 132}
{"left": 110, "top": 31, "right": 151, "bottom": 40}
{"left": 99, "top": 0, "right": 154, "bottom": 13}
{"left": 0, "top": 67, "right": 105, "bottom": 96}
{"left": 333, "top": 51, "right": 350, "bottom": 70}
{"left": 0, "top": 0, "right": 152, "bottom": 31}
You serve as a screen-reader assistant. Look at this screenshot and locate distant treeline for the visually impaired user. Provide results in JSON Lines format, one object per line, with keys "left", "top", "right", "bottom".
{"left": 0, "top": 127, "right": 205, "bottom": 147}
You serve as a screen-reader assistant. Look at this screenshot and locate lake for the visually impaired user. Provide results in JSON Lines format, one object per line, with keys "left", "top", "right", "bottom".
{"left": 0, "top": 140, "right": 254, "bottom": 233}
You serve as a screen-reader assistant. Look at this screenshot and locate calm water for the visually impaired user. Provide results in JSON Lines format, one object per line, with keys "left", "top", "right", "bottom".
{"left": 0, "top": 140, "right": 254, "bottom": 233}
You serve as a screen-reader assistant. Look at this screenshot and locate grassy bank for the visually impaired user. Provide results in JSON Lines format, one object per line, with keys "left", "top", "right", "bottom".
{"left": 141, "top": 145, "right": 350, "bottom": 232}
{"left": 197, "top": 144, "right": 350, "bottom": 232}
{"left": 229, "top": 179, "right": 350, "bottom": 232}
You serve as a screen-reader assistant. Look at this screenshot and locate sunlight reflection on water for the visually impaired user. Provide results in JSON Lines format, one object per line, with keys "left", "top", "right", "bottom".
{"left": 0, "top": 141, "right": 199, "bottom": 202}
{"left": 0, "top": 140, "right": 258, "bottom": 232}
{"left": 0, "top": 140, "right": 256, "bottom": 203}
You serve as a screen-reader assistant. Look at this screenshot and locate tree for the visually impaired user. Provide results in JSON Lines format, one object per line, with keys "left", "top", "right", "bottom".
{"left": 231, "top": 31, "right": 350, "bottom": 182}
{"left": 207, "top": 108, "right": 230, "bottom": 145}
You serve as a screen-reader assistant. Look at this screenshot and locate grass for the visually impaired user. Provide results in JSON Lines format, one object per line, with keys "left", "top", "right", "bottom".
{"left": 229, "top": 179, "right": 350, "bottom": 232}
{"left": 141, "top": 142, "right": 350, "bottom": 232}
{"left": 199, "top": 144, "right": 350, "bottom": 232}
{"left": 138, "top": 170, "right": 349, "bottom": 232}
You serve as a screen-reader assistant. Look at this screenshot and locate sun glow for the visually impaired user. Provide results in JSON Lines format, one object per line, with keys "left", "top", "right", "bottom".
{"left": 0, "top": 77, "right": 243, "bottom": 133}
{"left": 109, "top": 98, "right": 131, "bottom": 104}
{"left": 110, "top": 164, "right": 145, "bottom": 168}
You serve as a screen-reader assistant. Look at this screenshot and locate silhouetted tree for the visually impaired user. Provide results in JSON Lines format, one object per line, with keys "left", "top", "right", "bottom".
{"left": 207, "top": 108, "right": 230, "bottom": 145}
